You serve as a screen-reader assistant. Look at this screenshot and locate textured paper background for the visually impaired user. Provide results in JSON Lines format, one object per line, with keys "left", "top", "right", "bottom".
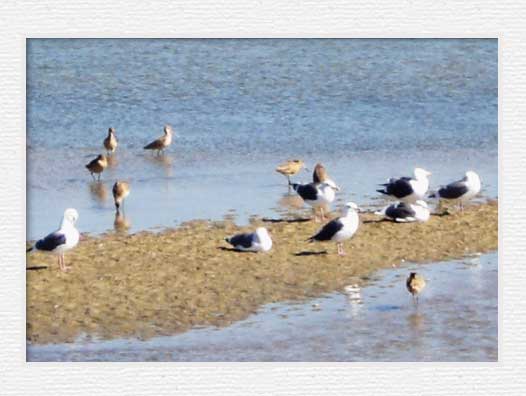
{"left": 1, "top": 1, "right": 523, "bottom": 394}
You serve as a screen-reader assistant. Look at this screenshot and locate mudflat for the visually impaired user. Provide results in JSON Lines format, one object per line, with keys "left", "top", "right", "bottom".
{"left": 27, "top": 201, "right": 498, "bottom": 344}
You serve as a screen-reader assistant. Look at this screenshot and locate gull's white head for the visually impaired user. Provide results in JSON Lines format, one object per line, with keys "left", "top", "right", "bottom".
{"left": 465, "top": 170, "right": 480, "bottom": 182}
{"left": 343, "top": 201, "right": 360, "bottom": 214}
{"left": 415, "top": 200, "right": 428, "bottom": 208}
{"left": 63, "top": 208, "right": 79, "bottom": 225}
{"left": 256, "top": 227, "right": 270, "bottom": 239}
{"left": 324, "top": 179, "right": 341, "bottom": 191}
{"left": 414, "top": 168, "right": 432, "bottom": 179}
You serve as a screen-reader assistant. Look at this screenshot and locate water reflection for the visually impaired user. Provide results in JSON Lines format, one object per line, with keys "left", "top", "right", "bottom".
{"left": 114, "top": 212, "right": 131, "bottom": 233}
{"left": 106, "top": 154, "right": 118, "bottom": 168}
{"left": 277, "top": 193, "right": 304, "bottom": 211}
{"left": 145, "top": 153, "right": 173, "bottom": 177}
{"left": 89, "top": 181, "right": 108, "bottom": 204}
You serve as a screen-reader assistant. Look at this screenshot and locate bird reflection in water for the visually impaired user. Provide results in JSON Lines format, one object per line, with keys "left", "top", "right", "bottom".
{"left": 407, "top": 312, "right": 425, "bottom": 333}
{"left": 277, "top": 192, "right": 305, "bottom": 211}
{"left": 106, "top": 153, "right": 118, "bottom": 168}
{"left": 89, "top": 181, "right": 108, "bottom": 205}
{"left": 146, "top": 153, "right": 173, "bottom": 177}
{"left": 114, "top": 211, "right": 131, "bottom": 234}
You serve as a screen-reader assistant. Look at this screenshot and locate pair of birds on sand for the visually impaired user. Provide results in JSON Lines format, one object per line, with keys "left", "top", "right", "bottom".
{"left": 85, "top": 125, "right": 174, "bottom": 180}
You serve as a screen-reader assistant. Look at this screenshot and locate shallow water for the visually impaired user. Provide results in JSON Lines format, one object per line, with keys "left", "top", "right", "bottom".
{"left": 27, "top": 251, "right": 497, "bottom": 362}
{"left": 27, "top": 39, "right": 497, "bottom": 240}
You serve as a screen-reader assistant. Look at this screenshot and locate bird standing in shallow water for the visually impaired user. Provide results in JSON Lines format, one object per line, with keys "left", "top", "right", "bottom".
{"left": 85, "top": 154, "right": 108, "bottom": 181}
{"left": 112, "top": 181, "right": 130, "bottom": 213}
{"left": 276, "top": 159, "right": 305, "bottom": 188}
{"left": 144, "top": 125, "right": 173, "bottom": 155}
{"left": 103, "top": 127, "right": 118, "bottom": 154}
{"left": 307, "top": 202, "right": 360, "bottom": 256}
{"left": 26, "top": 208, "right": 80, "bottom": 272}
{"left": 406, "top": 272, "right": 426, "bottom": 305}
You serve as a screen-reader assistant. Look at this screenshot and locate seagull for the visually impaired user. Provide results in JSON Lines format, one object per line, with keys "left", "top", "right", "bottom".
{"left": 429, "top": 170, "right": 481, "bottom": 211}
{"left": 225, "top": 227, "right": 273, "bottom": 252}
{"left": 375, "top": 200, "right": 430, "bottom": 223}
{"left": 307, "top": 202, "right": 360, "bottom": 256}
{"left": 85, "top": 154, "right": 108, "bottom": 181}
{"left": 406, "top": 272, "right": 426, "bottom": 305}
{"left": 103, "top": 127, "right": 118, "bottom": 154}
{"left": 144, "top": 125, "right": 173, "bottom": 155}
{"left": 377, "top": 167, "right": 432, "bottom": 203}
{"left": 26, "top": 208, "right": 80, "bottom": 272}
{"left": 112, "top": 181, "right": 130, "bottom": 213}
{"left": 290, "top": 180, "right": 340, "bottom": 221}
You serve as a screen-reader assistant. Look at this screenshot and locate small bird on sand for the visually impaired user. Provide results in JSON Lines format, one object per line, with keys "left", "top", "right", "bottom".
{"left": 85, "top": 154, "right": 108, "bottom": 181}
{"left": 112, "top": 181, "right": 130, "bottom": 213}
{"left": 26, "top": 208, "right": 80, "bottom": 272}
{"left": 225, "top": 227, "right": 273, "bottom": 252}
{"left": 406, "top": 272, "right": 426, "bottom": 305}
{"left": 375, "top": 200, "right": 430, "bottom": 223}
{"left": 276, "top": 159, "right": 305, "bottom": 185}
{"left": 144, "top": 125, "right": 173, "bottom": 155}
{"left": 429, "top": 170, "right": 481, "bottom": 212}
{"left": 377, "top": 168, "right": 432, "bottom": 203}
{"left": 103, "top": 127, "right": 118, "bottom": 154}
{"left": 291, "top": 180, "right": 340, "bottom": 221}
{"left": 307, "top": 202, "right": 360, "bottom": 256}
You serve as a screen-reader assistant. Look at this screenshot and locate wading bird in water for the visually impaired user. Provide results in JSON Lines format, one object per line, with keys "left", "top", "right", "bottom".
{"left": 406, "top": 272, "right": 426, "bottom": 305}
{"left": 112, "top": 181, "right": 130, "bottom": 213}
{"left": 103, "top": 127, "right": 118, "bottom": 154}
{"left": 144, "top": 125, "right": 173, "bottom": 155}
{"left": 85, "top": 154, "right": 108, "bottom": 181}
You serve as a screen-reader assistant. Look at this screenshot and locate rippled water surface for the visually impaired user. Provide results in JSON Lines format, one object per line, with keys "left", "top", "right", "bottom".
{"left": 27, "top": 39, "right": 497, "bottom": 239}
{"left": 27, "top": 252, "right": 497, "bottom": 361}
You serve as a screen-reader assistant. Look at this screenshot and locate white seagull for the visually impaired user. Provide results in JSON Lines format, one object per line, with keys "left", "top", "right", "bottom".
{"left": 377, "top": 167, "right": 431, "bottom": 203}
{"left": 26, "top": 208, "right": 80, "bottom": 272}
{"left": 290, "top": 180, "right": 340, "bottom": 221}
{"left": 307, "top": 202, "right": 360, "bottom": 256}
{"left": 429, "top": 170, "right": 481, "bottom": 211}
{"left": 225, "top": 227, "right": 273, "bottom": 252}
{"left": 375, "top": 200, "right": 430, "bottom": 223}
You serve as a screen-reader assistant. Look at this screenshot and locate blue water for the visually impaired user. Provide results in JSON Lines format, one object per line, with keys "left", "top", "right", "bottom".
{"left": 27, "top": 39, "right": 498, "bottom": 239}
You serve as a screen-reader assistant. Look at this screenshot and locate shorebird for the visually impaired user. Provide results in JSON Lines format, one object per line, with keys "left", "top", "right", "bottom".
{"left": 85, "top": 154, "right": 108, "bottom": 181}
{"left": 225, "top": 227, "right": 273, "bottom": 252}
{"left": 429, "top": 170, "right": 481, "bottom": 212}
{"left": 112, "top": 181, "right": 130, "bottom": 213}
{"left": 307, "top": 202, "right": 360, "bottom": 256}
{"left": 26, "top": 208, "right": 80, "bottom": 272}
{"left": 103, "top": 127, "right": 118, "bottom": 154}
{"left": 377, "top": 167, "right": 432, "bottom": 203}
{"left": 144, "top": 125, "right": 173, "bottom": 155}
{"left": 290, "top": 180, "right": 340, "bottom": 221}
{"left": 312, "top": 163, "right": 329, "bottom": 183}
{"left": 406, "top": 272, "right": 426, "bottom": 305}
{"left": 375, "top": 200, "right": 430, "bottom": 223}
{"left": 276, "top": 159, "right": 305, "bottom": 185}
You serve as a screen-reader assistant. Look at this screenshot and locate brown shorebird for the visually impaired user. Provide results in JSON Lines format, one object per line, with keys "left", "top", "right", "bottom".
{"left": 112, "top": 181, "right": 130, "bottom": 213}
{"left": 103, "top": 127, "right": 118, "bottom": 154}
{"left": 144, "top": 125, "right": 173, "bottom": 155}
{"left": 276, "top": 159, "right": 305, "bottom": 190}
{"left": 85, "top": 154, "right": 108, "bottom": 181}
{"left": 313, "top": 163, "right": 329, "bottom": 183}
{"left": 406, "top": 272, "right": 426, "bottom": 305}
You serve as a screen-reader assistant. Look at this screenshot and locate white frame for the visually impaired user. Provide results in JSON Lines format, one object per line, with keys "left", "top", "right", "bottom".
{"left": 2, "top": 0, "right": 521, "bottom": 394}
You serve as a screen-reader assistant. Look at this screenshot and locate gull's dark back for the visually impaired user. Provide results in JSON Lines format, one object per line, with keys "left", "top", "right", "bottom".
{"left": 226, "top": 232, "right": 255, "bottom": 248}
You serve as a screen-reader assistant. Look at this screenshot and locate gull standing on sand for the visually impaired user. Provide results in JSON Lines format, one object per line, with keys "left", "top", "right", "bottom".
{"left": 375, "top": 200, "right": 430, "bottom": 223}
{"left": 112, "top": 181, "right": 130, "bottom": 213}
{"left": 225, "top": 227, "right": 273, "bottom": 252}
{"left": 429, "top": 170, "right": 481, "bottom": 211}
{"left": 291, "top": 180, "right": 340, "bottom": 221}
{"left": 307, "top": 202, "right": 360, "bottom": 256}
{"left": 406, "top": 272, "right": 426, "bottom": 305}
{"left": 26, "top": 208, "right": 80, "bottom": 272}
{"left": 377, "top": 167, "right": 432, "bottom": 203}
{"left": 103, "top": 127, "right": 118, "bottom": 154}
{"left": 144, "top": 125, "right": 173, "bottom": 155}
{"left": 85, "top": 154, "right": 108, "bottom": 181}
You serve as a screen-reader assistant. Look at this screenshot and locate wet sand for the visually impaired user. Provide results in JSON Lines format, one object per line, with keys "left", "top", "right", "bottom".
{"left": 26, "top": 201, "right": 498, "bottom": 344}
